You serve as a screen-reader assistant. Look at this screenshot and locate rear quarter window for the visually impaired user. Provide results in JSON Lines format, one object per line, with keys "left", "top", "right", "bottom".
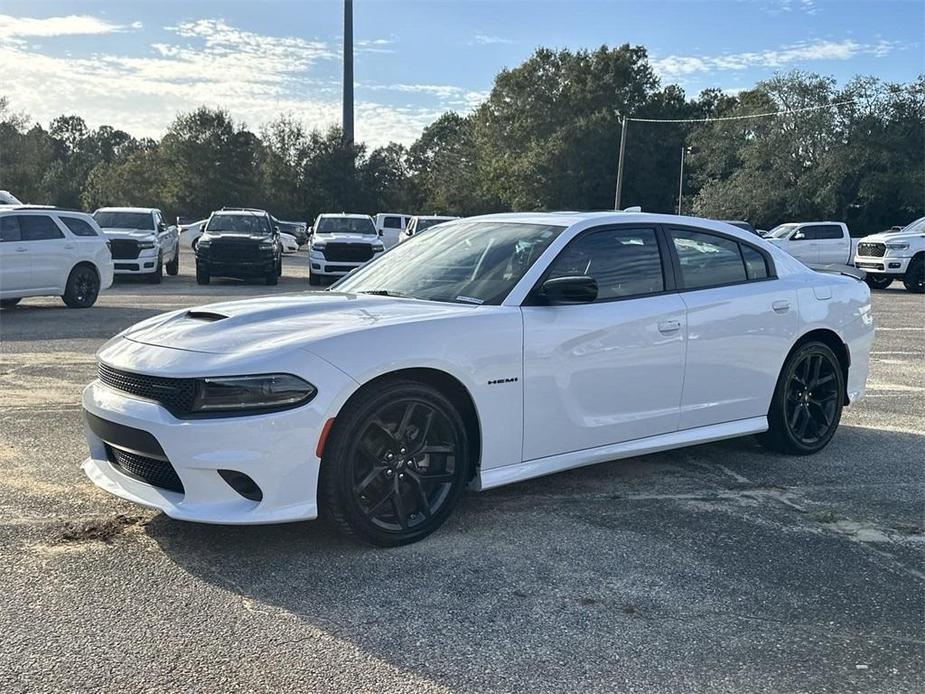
{"left": 60, "top": 216, "right": 99, "bottom": 237}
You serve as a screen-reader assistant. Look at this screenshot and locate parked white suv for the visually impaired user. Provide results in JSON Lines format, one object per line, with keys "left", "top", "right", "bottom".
{"left": 308, "top": 213, "right": 384, "bottom": 285}
{"left": 92, "top": 207, "right": 179, "bottom": 283}
{"left": 854, "top": 217, "right": 925, "bottom": 293}
{"left": 0, "top": 207, "right": 113, "bottom": 308}
{"left": 766, "top": 222, "right": 857, "bottom": 266}
{"left": 373, "top": 212, "right": 410, "bottom": 249}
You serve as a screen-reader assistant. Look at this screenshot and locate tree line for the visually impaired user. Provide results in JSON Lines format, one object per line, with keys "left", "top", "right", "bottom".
{"left": 1, "top": 44, "right": 922, "bottom": 233}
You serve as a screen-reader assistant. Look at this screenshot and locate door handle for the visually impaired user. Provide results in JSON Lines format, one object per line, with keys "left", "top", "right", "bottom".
{"left": 657, "top": 320, "right": 682, "bottom": 334}
{"left": 772, "top": 300, "right": 791, "bottom": 313}
{"left": 15, "top": 247, "right": 27, "bottom": 253}
{"left": 64, "top": 244, "right": 76, "bottom": 249}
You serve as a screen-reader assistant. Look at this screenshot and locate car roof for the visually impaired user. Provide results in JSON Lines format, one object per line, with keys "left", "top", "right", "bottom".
{"left": 211, "top": 209, "right": 266, "bottom": 217}
{"left": 317, "top": 213, "right": 373, "bottom": 219}
{"left": 95, "top": 207, "right": 157, "bottom": 213}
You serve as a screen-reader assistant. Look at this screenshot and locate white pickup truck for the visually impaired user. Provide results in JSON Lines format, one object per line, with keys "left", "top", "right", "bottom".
{"left": 765, "top": 221, "right": 858, "bottom": 266}
{"left": 853, "top": 217, "right": 925, "bottom": 293}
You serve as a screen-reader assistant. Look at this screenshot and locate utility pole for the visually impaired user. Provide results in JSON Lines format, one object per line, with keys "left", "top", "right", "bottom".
{"left": 342, "top": 0, "right": 354, "bottom": 146}
{"left": 613, "top": 115, "right": 627, "bottom": 210}
{"left": 677, "top": 146, "right": 686, "bottom": 215}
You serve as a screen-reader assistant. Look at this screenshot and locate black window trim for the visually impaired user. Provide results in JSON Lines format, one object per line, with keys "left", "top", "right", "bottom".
{"left": 662, "top": 223, "right": 778, "bottom": 293}
{"left": 523, "top": 222, "right": 677, "bottom": 306}
{"left": 58, "top": 214, "right": 99, "bottom": 238}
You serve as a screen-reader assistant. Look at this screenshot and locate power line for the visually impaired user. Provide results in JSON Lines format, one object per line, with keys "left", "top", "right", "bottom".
{"left": 624, "top": 100, "right": 856, "bottom": 124}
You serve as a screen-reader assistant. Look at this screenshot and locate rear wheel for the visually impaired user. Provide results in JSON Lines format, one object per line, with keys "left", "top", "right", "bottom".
{"left": 759, "top": 341, "right": 844, "bottom": 455}
{"left": 320, "top": 379, "right": 471, "bottom": 546}
{"left": 903, "top": 256, "right": 924, "bottom": 293}
{"left": 165, "top": 250, "right": 179, "bottom": 276}
{"left": 0, "top": 298, "right": 21, "bottom": 309}
{"left": 62, "top": 265, "right": 100, "bottom": 308}
{"left": 864, "top": 274, "right": 893, "bottom": 290}
{"left": 196, "top": 265, "right": 210, "bottom": 285}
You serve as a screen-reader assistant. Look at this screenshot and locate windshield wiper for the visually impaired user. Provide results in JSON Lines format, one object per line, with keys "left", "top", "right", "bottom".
{"left": 358, "top": 289, "right": 409, "bottom": 297}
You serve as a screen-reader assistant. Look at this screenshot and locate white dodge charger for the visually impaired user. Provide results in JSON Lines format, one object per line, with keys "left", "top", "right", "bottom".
{"left": 81, "top": 212, "right": 873, "bottom": 545}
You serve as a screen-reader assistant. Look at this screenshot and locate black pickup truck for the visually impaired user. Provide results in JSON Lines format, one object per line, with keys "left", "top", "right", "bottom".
{"left": 195, "top": 208, "right": 283, "bottom": 285}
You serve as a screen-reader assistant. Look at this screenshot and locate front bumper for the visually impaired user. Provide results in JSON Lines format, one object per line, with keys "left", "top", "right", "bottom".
{"left": 80, "top": 342, "right": 358, "bottom": 524}
{"left": 854, "top": 255, "right": 912, "bottom": 275}
{"left": 197, "top": 257, "right": 276, "bottom": 278}
{"left": 113, "top": 249, "right": 159, "bottom": 275}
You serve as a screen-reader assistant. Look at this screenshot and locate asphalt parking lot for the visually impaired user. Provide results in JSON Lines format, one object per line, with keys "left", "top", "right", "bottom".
{"left": 1, "top": 248, "right": 922, "bottom": 693}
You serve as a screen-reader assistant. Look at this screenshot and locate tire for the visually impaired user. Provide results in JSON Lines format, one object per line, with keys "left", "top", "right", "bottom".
{"left": 903, "top": 256, "right": 924, "bottom": 293}
{"left": 277, "top": 256, "right": 283, "bottom": 277}
{"left": 265, "top": 267, "right": 279, "bottom": 286}
{"left": 196, "top": 265, "right": 210, "bottom": 285}
{"left": 759, "top": 341, "right": 845, "bottom": 455}
{"left": 309, "top": 273, "right": 322, "bottom": 286}
{"left": 0, "top": 298, "right": 21, "bottom": 309}
{"left": 61, "top": 265, "right": 100, "bottom": 308}
{"left": 191, "top": 237, "right": 199, "bottom": 253}
{"left": 319, "top": 379, "right": 471, "bottom": 546}
{"left": 864, "top": 274, "right": 893, "bottom": 290}
{"left": 148, "top": 254, "right": 163, "bottom": 284}
{"left": 165, "top": 250, "right": 179, "bottom": 276}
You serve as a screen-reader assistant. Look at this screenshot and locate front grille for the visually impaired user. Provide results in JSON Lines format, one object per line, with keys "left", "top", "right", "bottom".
{"left": 210, "top": 240, "right": 262, "bottom": 263}
{"left": 324, "top": 243, "right": 373, "bottom": 263}
{"left": 857, "top": 242, "right": 885, "bottom": 258}
{"left": 324, "top": 265, "right": 356, "bottom": 273}
{"left": 114, "top": 263, "right": 139, "bottom": 271}
{"left": 98, "top": 362, "right": 197, "bottom": 416}
{"left": 110, "top": 239, "right": 140, "bottom": 260}
{"left": 107, "top": 446, "right": 184, "bottom": 493}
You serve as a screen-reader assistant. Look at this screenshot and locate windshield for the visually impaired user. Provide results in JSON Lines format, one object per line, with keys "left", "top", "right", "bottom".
{"left": 206, "top": 214, "right": 270, "bottom": 235}
{"left": 898, "top": 217, "right": 925, "bottom": 234}
{"left": 316, "top": 217, "right": 376, "bottom": 234}
{"left": 334, "top": 221, "right": 565, "bottom": 304}
{"left": 768, "top": 223, "right": 799, "bottom": 239}
{"left": 93, "top": 211, "right": 154, "bottom": 231}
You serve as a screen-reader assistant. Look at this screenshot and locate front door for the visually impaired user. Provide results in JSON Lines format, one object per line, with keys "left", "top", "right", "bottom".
{"left": 18, "top": 214, "right": 69, "bottom": 291}
{"left": 522, "top": 225, "right": 686, "bottom": 461}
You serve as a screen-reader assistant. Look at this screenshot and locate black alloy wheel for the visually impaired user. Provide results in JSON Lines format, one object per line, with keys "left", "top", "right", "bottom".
{"left": 320, "top": 380, "right": 470, "bottom": 545}
{"left": 864, "top": 274, "right": 893, "bottom": 290}
{"left": 903, "top": 256, "right": 924, "bottom": 293}
{"left": 62, "top": 266, "right": 100, "bottom": 308}
{"left": 148, "top": 253, "right": 163, "bottom": 284}
{"left": 760, "top": 341, "right": 844, "bottom": 455}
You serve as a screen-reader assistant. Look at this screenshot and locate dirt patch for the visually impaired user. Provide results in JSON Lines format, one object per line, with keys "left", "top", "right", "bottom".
{"left": 57, "top": 513, "right": 145, "bottom": 544}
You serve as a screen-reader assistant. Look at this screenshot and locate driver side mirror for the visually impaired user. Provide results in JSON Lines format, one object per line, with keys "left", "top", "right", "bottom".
{"left": 540, "top": 276, "right": 598, "bottom": 305}
{"left": 157, "top": 221, "right": 167, "bottom": 233}
{"left": 378, "top": 229, "right": 384, "bottom": 237}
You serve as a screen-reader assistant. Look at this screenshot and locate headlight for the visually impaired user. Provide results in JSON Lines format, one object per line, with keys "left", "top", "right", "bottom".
{"left": 885, "top": 242, "right": 910, "bottom": 251}
{"left": 372, "top": 243, "right": 385, "bottom": 252}
{"left": 311, "top": 242, "right": 326, "bottom": 251}
{"left": 259, "top": 242, "right": 274, "bottom": 250}
{"left": 138, "top": 240, "right": 157, "bottom": 250}
{"left": 191, "top": 374, "right": 316, "bottom": 414}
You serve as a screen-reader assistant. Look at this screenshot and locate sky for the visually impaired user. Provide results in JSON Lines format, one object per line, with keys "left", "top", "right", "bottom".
{"left": 1, "top": 0, "right": 922, "bottom": 148}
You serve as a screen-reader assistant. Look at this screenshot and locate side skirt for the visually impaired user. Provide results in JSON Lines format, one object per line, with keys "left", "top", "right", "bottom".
{"left": 477, "top": 416, "right": 768, "bottom": 491}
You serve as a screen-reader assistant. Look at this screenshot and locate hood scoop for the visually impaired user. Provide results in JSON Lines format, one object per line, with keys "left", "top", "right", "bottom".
{"left": 185, "top": 310, "right": 228, "bottom": 322}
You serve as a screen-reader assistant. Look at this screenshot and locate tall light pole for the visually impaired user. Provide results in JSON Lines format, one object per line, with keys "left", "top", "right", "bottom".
{"left": 677, "top": 146, "right": 686, "bottom": 215}
{"left": 342, "top": 0, "right": 354, "bottom": 146}
{"left": 613, "top": 115, "right": 628, "bottom": 210}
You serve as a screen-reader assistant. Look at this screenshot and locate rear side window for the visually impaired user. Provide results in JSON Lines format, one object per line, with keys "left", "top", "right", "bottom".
{"left": 18, "top": 215, "right": 64, "bottom": 241}
{"left": 383, "top": 216, "right": 403, "bottom": 229}
{"left": 671, "top": 229, "right": 747, "bottom": 288}
{"left": 0, "top": 215, "right": 21, "bottom": 242}
{"left": 816, "top": 225, "right": 843, "bottom": 240}
{"left": 741, "top": 245, "right": 769, "bottom": 280}
{"left": 547, "top": 227, "right": 665, "bottom": 300}
{"left": 60, "top": 216, "right": 99, "bottom": 237}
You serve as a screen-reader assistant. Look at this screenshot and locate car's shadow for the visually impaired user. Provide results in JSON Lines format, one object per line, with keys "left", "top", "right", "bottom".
{"left": 0, "top": 304, "right": 167, "bottom": 341}
{"left": 144, "top": 424, "right": 925, "bottom": 690}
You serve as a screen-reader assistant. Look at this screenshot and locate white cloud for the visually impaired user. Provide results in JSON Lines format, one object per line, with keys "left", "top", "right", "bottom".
{"left": 0, "top": 13, "right": 132, "bottom": 37}
{"left": 357, "top": 38, "right": 396, "bottom": 54}
{"left": 770, "top": 0, "right": 819, "bottom": 15}
{"left": 472, "top": 34, "right": 514, "bottom": 46}
{"left": 652, "top": 39, "right": 901, "bottom": 77}
{"left": 0, "top": 16, "right": 477, "bottom": 147}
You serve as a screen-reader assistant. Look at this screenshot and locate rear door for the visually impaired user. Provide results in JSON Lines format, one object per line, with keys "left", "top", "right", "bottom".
{"left": 0, "top": 216, "right": 31, "bottom": 293}
{"left": 380, "top": 216, "right": 404, "bottom": 248}
{"left": 787, "top": 225, "right": 821, "bottom": 264}
{"left": 17, "top": 214, "right": 69, "bottom": 292}
{"left": 667, "top": 226, "right": 799, "bottom": 429}
{"left": 522, "top": 224, "right": 686, "bottom": 459}
{"left": 815, "top": 224, "right": 848, "bottom": 264}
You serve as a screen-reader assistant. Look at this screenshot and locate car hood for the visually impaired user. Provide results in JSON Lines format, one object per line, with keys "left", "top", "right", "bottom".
{"left": 312, "top": 233, "right": 377, "bottom": 244}
{"left": 100, "top": 228, "right": 157, "bottom": 240}
{"left": 120, "top": 292, "right": 476, "bottom": 356}
{"left": 859, "top": 231, "right": 923, "bottom": 243}
{"left": 201, "top": 233, "right": 271, "bottom": 242}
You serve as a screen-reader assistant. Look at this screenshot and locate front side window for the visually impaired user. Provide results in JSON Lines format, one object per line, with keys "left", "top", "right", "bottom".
{"left": 546, "top": 227, "right": 665, "bottom": 300}
{"left": 316, "top": 217, "right": 377, "bottom": 235}
{"left": 670, "top": 229, "right": 748, "bottom": 289}
{"left": 93, "top": 211, "right": 155, "bottom": 231}
{"left": 60, "top": 216, "right": 98, "bottom": 237}
{"left": 335, "top": 221, "right": 564, "bottom": 304}
{"left": 19, "top": 215, "right": 64, "bottom": 241}
{"left": 0, "top": 215, "right": 21, "bottom": 242}
{"left": 768, "top": 223, "right": 799, "bottom": 239}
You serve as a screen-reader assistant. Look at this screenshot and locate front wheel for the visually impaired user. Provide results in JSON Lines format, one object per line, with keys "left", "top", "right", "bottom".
{"left": 148, "top": 254, "right": 163, "bottom": 284}
{"left": 319, "top": 379, "right": 471, "bottom": 546}
{"left": 62, "top": 265, "right": 100, "bottom": 308}
{"left": 309, "top": 273, "right": 322, "bottom": 286}
{"left": 903, "top": 256, "right": 924, "bottom": 293}
{"left": 864, "top": 274, "right": 893, "bottom": 290}
{"left": 165, "top": 250, "right": 179, "bottom": 276}
{"left": 759, "top": 342, "right": 845, "bottom": 455}
{"left": 196, "top": 265, "right": 210, "bottom": 285}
